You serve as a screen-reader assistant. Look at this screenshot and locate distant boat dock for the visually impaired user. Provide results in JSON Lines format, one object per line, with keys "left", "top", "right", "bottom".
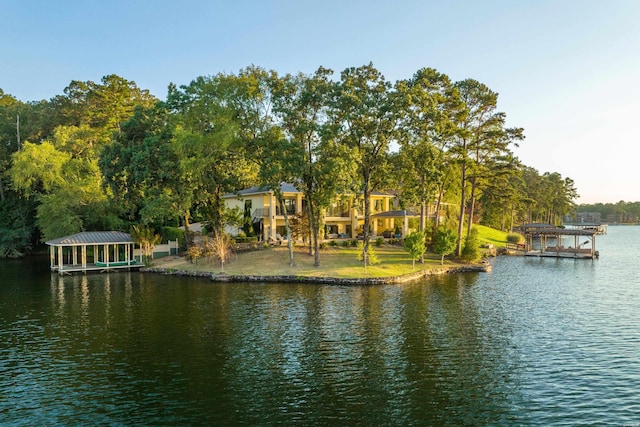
{"left": 512, "top": 223, "right": 600, "bottom": 259}
{"left": 563, "top": 222, "right": 608, "bottom": 235}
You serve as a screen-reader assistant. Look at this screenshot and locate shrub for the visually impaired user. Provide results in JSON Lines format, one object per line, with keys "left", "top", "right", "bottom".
{"left": 319, "top": 242, "right": 328, "bottom": 249}
{"left": 185, "top": 245, "right": 202, "bottom": 265}
{"left": 328, "top": 240, "right": 338, "bottom": 247}
{"left": 233, "top": 236, "right": 258, "bottom": 243}
{"left": 507, "top": 233, "right": 524, "bottom": 244}
{"left": 403, "top": 231, "right": 426, "bottom": 269}
{"left": 461, "top": 228, "right": 481, "bottom": 262}
{"left": 350, "top": 239, "right": 358, "bottom": 247}
{"left": 375, "top": 237, "right": 385, "bottom": 247}
{"left": 342, "top": 240, "right": 351, "bottom": 247}
{"left": 356, "top": 241, "right": 380, "bottom": 265}
{"left": 432, "top": 227, "right": 457, "bottom": 265}
{"left": 161, "top": 226, "right": 186, "bottom": 246}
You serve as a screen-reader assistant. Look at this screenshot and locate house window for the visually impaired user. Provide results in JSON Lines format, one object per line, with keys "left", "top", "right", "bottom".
{"left": 285, "top": 198, "right": 296, "bottom": 215}
{"left": 327, "top": 201, "right": 349, "bottom": 217}
{"left": 277, "top": 198, "right": 296, "bottom": 215}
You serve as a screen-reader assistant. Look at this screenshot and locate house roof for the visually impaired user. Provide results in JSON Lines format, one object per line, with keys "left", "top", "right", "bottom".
{"left": 522, "top": 227, "right": 597, "bottom": 237}
{"left": 224, "top": 182, "right": 395, "bottom": 198}
{"left": 45, "top": 231, "right": 133, "bottom": 246}
{"left": 224, "top": 183, "right": 301, "bottom": 198}
{"left": 372, "top": 209, "right": 420, "bottom": 218}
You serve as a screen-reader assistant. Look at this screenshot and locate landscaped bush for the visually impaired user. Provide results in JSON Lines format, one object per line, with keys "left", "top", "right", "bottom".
{"left": 319, "top": 242, "right": 328, "bottom": 249}
{"left": 507, "top": 233, "right": 524, "bottom": 244}
{"left": 234, "top": 236, "right": 259, "bottom": 243}
{"left": 328, "top": 240, "right": 338, "bottom": 247}
{"left": 350, "top": 239, "right": 358, "bottom": 247}
{"left": 375, "top": 237, "right": 385, "bottom": 247}
{"left": 461, "top": 228, "right": 481, "bottom": 262}
{"left": 342, "top": 240, "right": 351, "bottom": 247}
{"left": 161, "top": 226, "right": 185, "bottom": 245}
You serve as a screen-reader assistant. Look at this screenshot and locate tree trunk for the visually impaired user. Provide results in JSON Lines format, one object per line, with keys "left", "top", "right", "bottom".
{"left": 306, "top": 197, "right": 314, "bottom": 256}
{"left": 456, "top": 159, "right": 467, "bottom": 257}
{"left": 278, "top": 196, "right": 295, "bottom": 267}
{"left": 433, "top": 185, "right": 444, "bottom": 235}
{"left": 466, "top": 175, "right": 477, "bottom": 239}
{"left": 306, "top": 191, "right": 321, "bottom": 267}
{"left": 510, "top": 205, "right": 515, "bottom": 233}
{"left": 362, "top": 176, "right": 371, "bottom": 270}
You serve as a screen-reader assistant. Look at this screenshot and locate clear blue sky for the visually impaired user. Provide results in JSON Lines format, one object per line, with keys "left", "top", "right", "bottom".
{"left": 2, "top": 0, "right": 640, "bottom": 204}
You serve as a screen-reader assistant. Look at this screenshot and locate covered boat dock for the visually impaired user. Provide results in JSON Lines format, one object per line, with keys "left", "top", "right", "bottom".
{"left": 520, "top": 224, "right": 599, "bottom": 259}
{"left": 46, "top": 231, "right": 141, "bottom": 274}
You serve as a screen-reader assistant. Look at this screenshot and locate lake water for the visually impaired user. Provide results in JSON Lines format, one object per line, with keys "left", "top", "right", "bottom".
{"left": 1, "top": 226, "right": 639, "bottom": 425}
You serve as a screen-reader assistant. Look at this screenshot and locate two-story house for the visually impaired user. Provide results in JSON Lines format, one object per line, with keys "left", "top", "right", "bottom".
{"left": 223, "top": 183, "right": 398, "bottom": 241}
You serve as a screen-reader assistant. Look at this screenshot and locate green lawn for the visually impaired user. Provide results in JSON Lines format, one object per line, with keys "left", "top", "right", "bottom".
{"left": 153, "top": 225, "right": 510, "bottom": 279}
{"left": 154, "top": 244, "right": 462, "bottom": 279}
{"left": 475, "top": 224, "right": 512, "bottom": 247}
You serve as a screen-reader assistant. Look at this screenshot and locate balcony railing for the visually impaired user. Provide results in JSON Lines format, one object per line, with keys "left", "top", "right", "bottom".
{"left": 326, "top": 210, "right": 350, "bottom": 218}
{"left": 252, "top": 208, "right": 270, "bottom": 218}
{"left": 275, "top": 206, "right": 296, "bottom": 216}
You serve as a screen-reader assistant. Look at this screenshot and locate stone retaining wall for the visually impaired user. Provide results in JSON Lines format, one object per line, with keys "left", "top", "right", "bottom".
{"left": 141, "top": 262, "right": 490, "bottom": 285}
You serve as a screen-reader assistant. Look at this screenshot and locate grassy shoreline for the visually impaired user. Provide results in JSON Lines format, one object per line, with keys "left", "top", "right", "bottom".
{"left": 144, "top": 225, "right": 508, "bottom": 283}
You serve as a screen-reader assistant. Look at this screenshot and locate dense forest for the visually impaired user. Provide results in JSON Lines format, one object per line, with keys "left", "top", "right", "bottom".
{"left": 0, "top": 64, "right": 579, "bottom": 262}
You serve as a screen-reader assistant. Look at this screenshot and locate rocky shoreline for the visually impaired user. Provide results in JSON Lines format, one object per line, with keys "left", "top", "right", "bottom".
{"left": 141, "top": 262, "right": 490, "bottom": 285}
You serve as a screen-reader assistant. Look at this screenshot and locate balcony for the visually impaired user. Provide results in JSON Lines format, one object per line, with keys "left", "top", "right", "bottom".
{"left": 252, "top": 208, "right": 270, "bottom": 218}
{"left": 275, "top": 206, "right": 296, "bottom": 216}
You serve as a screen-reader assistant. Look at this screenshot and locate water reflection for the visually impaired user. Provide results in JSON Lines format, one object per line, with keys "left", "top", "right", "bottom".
{"left": 4, "top": 232, "right": 640, "bottom": 425}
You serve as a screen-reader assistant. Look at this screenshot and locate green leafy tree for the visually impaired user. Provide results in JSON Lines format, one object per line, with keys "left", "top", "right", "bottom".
{"left": 100, "top": 104, "right": 182, "bottom": 227}
{"left": 131, "top": 224, "right": 161, "bottom": 266}
{"left": 332, "top": 63, "right": 396, "bottom": 269}
{"left": 272, "top": 67, "right": 349, "bottom": 267}
{"left": 403, "top": 231, "right": 426, "bottom": 269}
{"left": 10, "top": 141, "right": 70, "bottom": 197}
{"left": 167, "top": 74, "right": 258, "bottom": 236}
{"left": 395, "top": 68, "right": 460, "bottom": 233}
{"left": 451, "top": 79, "right": 523, "bottom": 255}
{"left": 461, "top": 227, "right": 481, "bottom": 262}
{"left": 228, "top": 66, "right": 299, "bottom": 266}
{"left": 432, "top": 227, "right": 457, "bottom": 265}
{"left": 356, "top": 241, "right": 380, "bottom": 268}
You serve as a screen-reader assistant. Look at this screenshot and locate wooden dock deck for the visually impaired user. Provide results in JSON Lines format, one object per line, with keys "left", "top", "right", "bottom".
{"left": 518, "top": 223, "right": 600, "bottom": 260}
{"left": 52, "top": 262, "right": 144, "bottom": 274}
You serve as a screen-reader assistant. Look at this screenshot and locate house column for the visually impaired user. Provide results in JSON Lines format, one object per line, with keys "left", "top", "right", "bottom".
{"left": 81, "top": 245, "right": 87, "bottom": 269}
{"left": 384, "top": 198, "right": 391, "bottom": 230}
{"left": 351, "top": 201, "right": 358, "bottom": 238}
{"left": 402, "top": 213, "right": 409, "bottom": 238}
{"left": 296, "top": 193, "right": 303, "bottom": 215}
{"left": 269, "top": 193, "right": 277, "bottom": 240}
{"left": 104, "top": 244, "right": 109, "bottom": 266}
{"left": 58, "top": 246, "right": 63, "bottom": 271}
{"left": 50, "top": 246, "right": 55, "bottom": 269}
{"left": 72, "top": 246, "right": 78, "bottom": 266}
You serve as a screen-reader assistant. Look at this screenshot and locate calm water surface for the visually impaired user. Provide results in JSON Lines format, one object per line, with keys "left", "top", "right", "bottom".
{"left": 1, "top": 226, "right": 640, "bottom": 425}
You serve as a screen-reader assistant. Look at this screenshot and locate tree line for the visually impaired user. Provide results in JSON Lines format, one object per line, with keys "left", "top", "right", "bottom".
{"left": 0, "top": 64, "right": 579, "bottom": 262}
{"left": 576, "top": 201, "right": 640, "bottom": 223}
